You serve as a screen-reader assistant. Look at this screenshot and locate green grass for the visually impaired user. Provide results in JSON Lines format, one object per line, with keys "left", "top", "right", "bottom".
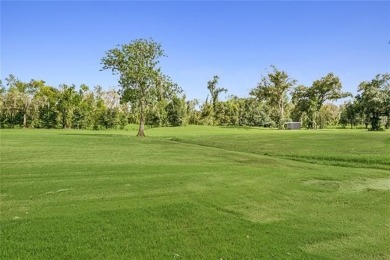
{"left": 1, "top": 127, "right": 389, "bottom": 259}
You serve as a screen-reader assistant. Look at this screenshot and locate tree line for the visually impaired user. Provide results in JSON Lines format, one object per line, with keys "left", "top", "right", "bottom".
{"left": 1, "top": 39, "right": 389, "bottom": 133}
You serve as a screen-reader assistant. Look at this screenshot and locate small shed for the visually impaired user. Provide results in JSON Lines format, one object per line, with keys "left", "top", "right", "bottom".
{"left": 285, "top": 122, "right": 301, "bottom": 130}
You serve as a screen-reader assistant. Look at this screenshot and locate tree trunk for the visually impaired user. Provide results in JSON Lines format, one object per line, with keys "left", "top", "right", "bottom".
{"left": 137, "top": 101, "right": 145, "bottom": 137}
{"left": 23, "top": 113, "right": 27, "bottom": 128}
{"left": 137, "top": 115, "right": 145, "bottom": 137}
{"left": 280, "top": 100, "right": 284, "bottom": 121}
{"left": 279, "top": 99, "right": 284, "bottom": 129}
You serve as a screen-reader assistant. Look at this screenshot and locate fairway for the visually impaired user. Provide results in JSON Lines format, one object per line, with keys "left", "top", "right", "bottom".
{"left": 1, "top": 127, "right": 389, "bottom": 259}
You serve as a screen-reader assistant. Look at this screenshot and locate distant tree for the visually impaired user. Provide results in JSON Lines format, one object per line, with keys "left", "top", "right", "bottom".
{"left": 166, "top": 95, "right": 187, "bottom": 126}
{"left": 216, "top": 98, "right": 239, "bottom": 126}
{"left": 251, "top": 66, "right": 296, "bottom": 128}
{"left": 317, "top": 103, "right": 339, "bottom": 128}
{"left": 57, "top": 84, "right": 78, "bottom": 129}
{"left": 206, "top": 75, "right": 227, "bottom": 124}
{"left": 0, "top": 76, "right": 136, "bottom": 130}
{"left": 3, "top": 75, "right": 43, "bottom": 128}
{"left": 101, "top": 38, "right": 179, "bottom": 136}
{"left": 357, "top": 73, "right": 390, "bottom": 131}
{"left": 291, "top": 73, "right": 350, "bottom": 129}
{"left": 199, "top": 96, "right": 214, "bottom": 125}
{"left": 26, "top": 80, "right": 50, "bottom": 128}
{"left": 149, "top": 74, "right": 182, "bottom": 127}
{"left": 0, "top": 80, "right": 6, "bottom": 127}
{"left": 238, "top": 97, "right": 270, "bottom": 127}
{"left": 34, "top": 84, "right": 58, "bottom": 128}
{"left": 100, "top": 89, "right": 125, "bottom": 129}
{"left": 291, "top": 85, "right": 312, "bottom": 123}
{"left": 75, "top": 84, "right": 96, "bottom": 129}
{"left": 147, "top": 99, "right": 168, "bottom": 127}
{"left": 310, "top": 73, "right": 350, "bottom": 128}
{"left": 339, "top": 101, "right": 360, "bottom": 129}
{"left": 186, "top": 99, "right": 201, "bottom": 125}
{"left": 212, "top": 96, "right": 270, "bottom": 127}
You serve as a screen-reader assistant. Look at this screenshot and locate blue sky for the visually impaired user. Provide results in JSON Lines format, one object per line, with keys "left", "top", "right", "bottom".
{"left": 1, "top": 1, "right": 389, "bottom": 101}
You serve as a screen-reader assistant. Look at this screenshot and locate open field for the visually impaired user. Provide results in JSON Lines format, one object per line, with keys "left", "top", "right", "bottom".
{"left": 1, "top": 127, "right": 389, "bottom": 259}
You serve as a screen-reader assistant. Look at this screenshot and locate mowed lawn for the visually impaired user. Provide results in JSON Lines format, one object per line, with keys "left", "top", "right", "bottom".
{"left": 1, "top": 127, "right": 389, "bottom": 259}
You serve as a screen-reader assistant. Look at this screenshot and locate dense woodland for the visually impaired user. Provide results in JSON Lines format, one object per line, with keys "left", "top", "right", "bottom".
{"left": 1, "top": 39, "right": 389, "bottom": 132}
{"left": 1, "top": 71, "right": 389, "bottom": 131}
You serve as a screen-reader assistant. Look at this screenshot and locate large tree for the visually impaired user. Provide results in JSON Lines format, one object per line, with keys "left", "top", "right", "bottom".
{"left": 310, "top": 73, "right": 349, "bottom": 112}
{"left": 357, "top": 73, "right": 390, "bottom": 131}
{"left": 250, "top": 66, "right": 296, "bottom": 128}
{"left": 292, "top": 73, "right": 350, "bottom": 129}
{"left": 291, "top": 85, "right": 314, "bottom": 125}
{"left": 101, "top": 38, "right": 177, "bottom": 136}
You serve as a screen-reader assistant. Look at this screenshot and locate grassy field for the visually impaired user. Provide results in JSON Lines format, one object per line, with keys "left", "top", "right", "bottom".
{"left": 1, "top": 126, "right": 389, "bottom": 259}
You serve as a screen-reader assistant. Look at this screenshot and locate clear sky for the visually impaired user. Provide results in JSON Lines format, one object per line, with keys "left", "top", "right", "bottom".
{"left": 1, "top": 1, "right": 389, "bottom": 101}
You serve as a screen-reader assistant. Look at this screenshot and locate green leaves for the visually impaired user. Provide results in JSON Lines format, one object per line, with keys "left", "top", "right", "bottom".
{"left": 206, "top": 75, "right": 228, "bottom": 124}
{"left": 250, "top": 66, "right": 296, "bottom": 128}
{"left": 101, "top": 38, "right": 165, "bottom": 98}
{"left": 101, "top": 38, "right": 181, "bottom": 136}
{"left": 291, "top": 73, "right": 350, "bottom": 129}
{"left": 311, "top": 73, "right": 351, "bottom": 108}
{"left": 357, "top": 73, "right": 390, "bottom": 130}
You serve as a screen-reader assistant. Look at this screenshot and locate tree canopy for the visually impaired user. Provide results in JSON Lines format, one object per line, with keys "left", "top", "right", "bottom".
{"left": 357, "top": 73, "right": 390, "bottom": 130}
{"left": 1, "top": 38, "right": 389, "bottom": 132}
{"left": 101, "top": 38, "right": 181, "bottom": 136}
{"left": 292, "top": 73, "right": 350, "bottom": 129}
{"left": 250, "top": 66, "right": 296, "bottom": 128}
